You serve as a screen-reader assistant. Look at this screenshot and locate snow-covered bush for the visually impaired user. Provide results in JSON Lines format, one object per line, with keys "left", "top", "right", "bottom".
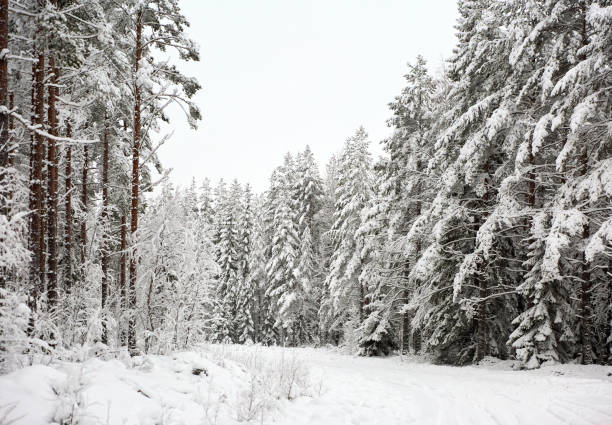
{"left": 0, "top": 289, "right": 55, "bottom": 373}
{"left": 202, "top": 344, "right": 315, "bottom": 421}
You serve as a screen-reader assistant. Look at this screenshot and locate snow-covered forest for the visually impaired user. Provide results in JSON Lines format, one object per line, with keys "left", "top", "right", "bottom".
{"left": 0, "top": 0, "right": 611, "bottom": 423}
{"left": 1, "top": 0, "right": 612, "bottom": 371}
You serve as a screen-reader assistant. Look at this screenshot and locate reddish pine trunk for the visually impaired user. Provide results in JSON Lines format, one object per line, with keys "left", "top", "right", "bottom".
{"left": 63, "top": 123, "right": 73, "bottom": 290}
{"left": 80, "top": 145, "right": 88, "bottom": 268}
{"left": 40, "top": 164, "right": 46, "bottom": 287}
{"left": 120, "top": 215, "right": 127, "bottom": 345}
{"left": 38, "top": 55, "right": 47, "bottom": 288}
{"left": 0, "top": 0, "right": 8, "bottom": 213}
{"left": 7, "top": 91, "right": 13, "bottom": 215}
{"left": 29, "top": 53, "right": 46, "bottom": 308}
{"left": 0, "top": 0, "right": 7, "bottom": 185}
{"left": 29, "top": 63, "right": 34, "bottom": 188}
{"left": 101, "top": 115, "right": 109, "bottom": 344}
{"left": 46, "top": 58, "right": 59, "bottom": 309}
{"left": 0, "top": 0, "right": 6, "bottom": 289}
{"left": 128, "top": 10, "right": 143, "bottom": 352}
{"left": 27, "top": 66, "right": 35, "bottom": 304}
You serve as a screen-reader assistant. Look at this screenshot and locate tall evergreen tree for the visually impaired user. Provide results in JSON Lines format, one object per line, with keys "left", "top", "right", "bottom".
{"left": 265, "top": 154, "right": 303, "bottom": 344}
{"left": 357, "top": 56, "right": 437, "bottom": 356}
{"left": 325, "top": 128, "right": 373, "bottom": 345}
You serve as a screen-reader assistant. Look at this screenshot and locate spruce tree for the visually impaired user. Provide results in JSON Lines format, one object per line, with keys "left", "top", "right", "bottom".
{"left": 325, "top": 128, "right": 373, "bottom": 345}
{"left": 265, "top": 154, "right": 303, "bottom": 344}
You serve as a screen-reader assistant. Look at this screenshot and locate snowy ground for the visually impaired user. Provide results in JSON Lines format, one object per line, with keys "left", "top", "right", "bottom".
{"left": 1, "top": 345, "right": 611, "bottom": 425}
{"left": 281, "top": 349, "right": 612, "bottom": 425}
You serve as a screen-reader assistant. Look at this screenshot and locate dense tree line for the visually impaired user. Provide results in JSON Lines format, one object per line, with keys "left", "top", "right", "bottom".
{"left": 0, "top": 0, "right": 201, "bottom": 370}
{"left": 200, "top": 0, "right": 611, "bottom": 368}
{"left": 0, "top": 0, "right": 610, "bottom": 372}
{"left": 354, "top": 0, "right": 611, "bottom": 367}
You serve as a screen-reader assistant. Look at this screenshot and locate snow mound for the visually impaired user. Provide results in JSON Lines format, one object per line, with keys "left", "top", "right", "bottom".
{"left": 0, "top": 346, "right": 311, "bottom": 425}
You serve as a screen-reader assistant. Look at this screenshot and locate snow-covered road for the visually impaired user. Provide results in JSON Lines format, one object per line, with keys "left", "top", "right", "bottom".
{"left": 274, "top": 348, "right": 612, "bottom": 425}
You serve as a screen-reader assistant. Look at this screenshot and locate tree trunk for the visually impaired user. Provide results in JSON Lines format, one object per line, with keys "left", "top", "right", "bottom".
{"left": 579, "top": 222, "right": 593, "bottom": 365}
{"left": 63, "top": 123, "right": 73, "bottom": 291}
{"left": 412, "top": 237, "right": 423, "bottom": 354}
{"left": 28, "top": 63, "right": 34, "bottom": 195}
{"left": 579, "top": 144, "right": 593, "bottom": 364}
{"left": 27, "top": 66, "right": 36, "bottom": 319}
{"left": 29, "top": 53, "right": 45, "bottom": 313}
{"left": 475, "top": 261, "right": 488, "bottom": 362}
{"left": 120, "top": 215, "right": 127, "bottom": 346}
{"left": 7, "top": 91, "right": 13, "bottom": 216}
{"left": 40, "top": 163, "right": 46, "bottom": 289}
{"left": 403, "top": 159, "right": 423, "bottom": 354}
{"left": 101, "top": 115, "right": 110, "bottom": 344}
{"left": 605, "top": 259, "right": 611, "bottom": 365}
{"left": 474, "top": 159, "right": 490, "bottom": 362}
{"left": 128, "top": 9, "right": 143, "bottom": 353}
{"left": 359, "top": 282, "right": 365, "bottom": 323}
{"left": 401, "top": 255, "right": 411, "bottom": 354}
{"left": 402, "top": 287, "right": 411, "bottom": 354}
{"left": 255, "top": 286, "right": 263, "bottom": 342}
{"left": 46, "top": 57, "right": 59, "bottom": 310}
{"left": 0, "top": 0, "right": 8, "bottom": 213}
{"left": 0, "top": 0, "right": 7, "bottom": 290}
{"left": 527, "top": 144, "right": 536, "bottom": 208}
{"left": 80, "top": 145, "right": 88, "bottom": 269}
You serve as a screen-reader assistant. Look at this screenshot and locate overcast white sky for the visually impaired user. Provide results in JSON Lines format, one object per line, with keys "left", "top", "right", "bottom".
{"left": 157, "top": 0, "right": 459, "bottom": 192}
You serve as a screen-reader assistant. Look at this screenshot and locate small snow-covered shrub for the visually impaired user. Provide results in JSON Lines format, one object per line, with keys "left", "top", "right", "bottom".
{"left": 52, "top": 367, "right": 87, "bottom": 425}
{"left": 202, "top": 344, "right": 316, "bottom": 422}
{"left": 0, "top": 290, "right": 31, "bottom": 373}
{"left": 0, "top": 290, "right": 55, "bottom": 373}
{"left": 339, "top": 316, "right": 361, "bottom": 355}
{"left": 195, "top": 385, "right": 223, "bottom": 425}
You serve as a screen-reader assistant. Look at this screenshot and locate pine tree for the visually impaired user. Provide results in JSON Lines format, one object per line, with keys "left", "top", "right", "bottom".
{"left": 124, "top": 0, "right": 201, "bottom": 353}
{"left": 0, "top": 0, "right": 202, "bottom": 362}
